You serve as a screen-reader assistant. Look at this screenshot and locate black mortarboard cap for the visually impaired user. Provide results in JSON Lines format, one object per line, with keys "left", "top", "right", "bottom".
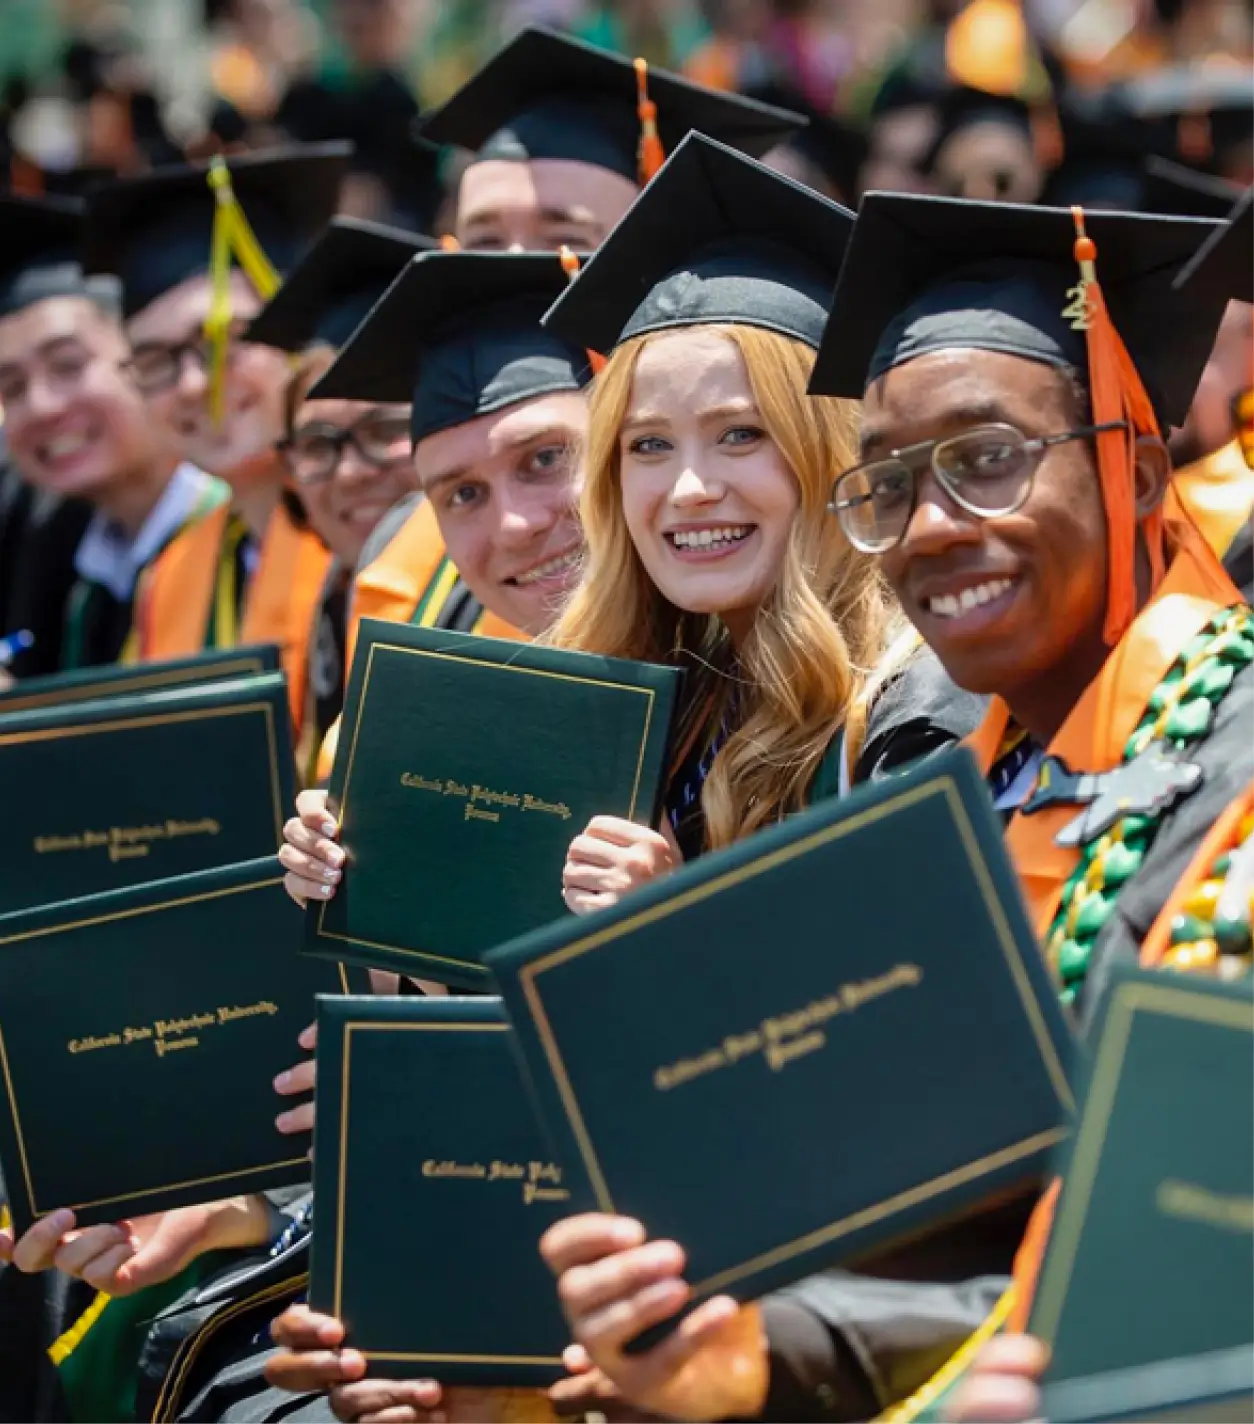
{"left": 929, "top": 84, "right": 1035, "bottom": 162}
{"left": 416, "top": 26, "right": 806, "bottom": 182}
{"left": 311, "top": 251, "right": 590, "bottom": 444}
{"left": 82, "top": 142, "right": 351, "bottom": 317}
{"left": 542, "top": 132, "right": 853, "bottom": 356}
{"left": 740, "top": 79, "right": 868, "bottom": 205}
{"left": 245, "top": 216, "right": 438, "bottom": 352}
{"left": 0, "top": 192, "right": 120, "bottom": 318}
{"left": 1174, "top": 186, "right": 1253, "bottom": 305}
{"left": 808, "top": 191, "right": 1228, "bottom": 429}
{"left": 1117, "top": 65, "right": 1253, "bottom": 173}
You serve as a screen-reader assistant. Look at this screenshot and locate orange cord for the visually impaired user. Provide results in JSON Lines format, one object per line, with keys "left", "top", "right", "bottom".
{"left": 1071, "top": 208, "right": 1165, "bottom": 645}
{"left": 558, "top": 247, "right": 606, "bottom": 375}
{"left": 634, "top": 59, "right": 665, "bottom": 184}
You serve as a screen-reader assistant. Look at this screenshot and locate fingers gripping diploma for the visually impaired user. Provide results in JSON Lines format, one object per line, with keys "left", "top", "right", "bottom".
{"left": 944, "top": 1334, "right": 1049, "bottom": 1424}
{"left": 274, "top": 1021, "right": 318, "bottom": 1143}
{"left": 561, "top": 816, "right": 681, "bottom": 917}
{"left": 281, "top": 789, "right": 347, "bottom": 907}
{"left": 540, "top": 1214, "right": 769, "bottom": 1421}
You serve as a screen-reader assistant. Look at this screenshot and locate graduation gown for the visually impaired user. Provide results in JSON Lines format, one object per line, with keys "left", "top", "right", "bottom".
{"left": 129, "top": 496, "right": 333, "bottom": 735}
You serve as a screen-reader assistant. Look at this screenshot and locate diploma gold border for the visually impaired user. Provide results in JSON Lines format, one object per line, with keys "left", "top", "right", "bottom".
{"left": 1030, "top": 977, "right": 1253, "bottom": 1350}
{"left": 517, "top": 772, "right": 1076, "bottom": 1297}
{"left": 330, "top": 1018, "right": 564, "bottom": 1368}
{"left": 0, "top": 653, "right": 271, "bottom": 714}
{"left": 0, "top": 699, "right": 286, "bottom": 848}
{"left": 0, "top": 874, "right": 346, "bottom": 1220}
{"left": 313, "top": 637, "right": 663, "bottom": 974}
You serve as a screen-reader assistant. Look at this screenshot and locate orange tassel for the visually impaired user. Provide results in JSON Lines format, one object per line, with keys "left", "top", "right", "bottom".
{"left": 1069, "top": 208, "right": 1164, "bottom": 645}
{"left": 634, "top": 59, "right": 665, "bottom": 185}
{"left": 439, "top": 233, "right": 461, "bottom": 252}
{"left": 1178, "top": 112, "right": 1213, "bottom": 164}
{"left": 558, "top": 247, "right": 606, "bottom": 375}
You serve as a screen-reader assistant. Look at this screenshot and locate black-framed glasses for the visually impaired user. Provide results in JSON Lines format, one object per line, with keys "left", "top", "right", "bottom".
{"left": 276, "top": 410, "right": 412, "bottom": 486}
{"left": 828, "top": 421, "right": 1128, "bottom": 554}
{"left": 123, "top": 322, "right": 251, "bottom": 395}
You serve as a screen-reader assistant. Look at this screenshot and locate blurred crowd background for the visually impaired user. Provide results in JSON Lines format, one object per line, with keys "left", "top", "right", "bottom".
{"left": 0, "top": 0, "right": 1249, "bottom": 236}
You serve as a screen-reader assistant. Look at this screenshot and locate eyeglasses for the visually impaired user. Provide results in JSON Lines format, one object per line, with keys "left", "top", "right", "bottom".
{"left": 828, "top": 421, "right": 1128, "bottom": 554}
{"left": 123, "top": 323, "right": 250, "bottom": 395}
{"left": 276, "top": 411, "right": 412, "bottom": 485}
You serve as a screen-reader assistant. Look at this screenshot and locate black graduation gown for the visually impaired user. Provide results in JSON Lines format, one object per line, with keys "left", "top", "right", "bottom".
{"left": 0, "top": 466, "right": 92, "bottom": 678}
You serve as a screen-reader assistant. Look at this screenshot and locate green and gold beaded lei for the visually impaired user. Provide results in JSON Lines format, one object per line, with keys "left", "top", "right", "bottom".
{"left": 1045, "top": 604, "right": 1254, "bottom": 1004}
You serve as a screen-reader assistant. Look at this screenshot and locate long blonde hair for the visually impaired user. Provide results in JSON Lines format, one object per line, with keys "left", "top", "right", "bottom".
{"left": 551, "top": 323, "right": 902, "bottom": 851}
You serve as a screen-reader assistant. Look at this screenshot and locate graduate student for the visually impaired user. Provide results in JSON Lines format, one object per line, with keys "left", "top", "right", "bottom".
{"left": 539, "top": 134, "right": 981, "bottom": 904}
{"left": 421, "top": 25, "right": 806, "bottom": 254}
{"left": 539, "top": 193, "right": 1254, "bottom": 1422}
{"left": 278, "top": 249, "right": 591, "bottom": 901}
{"left": 81, "top": 144, "right": 349, "bottom": 728}
{"left": 0, "top": 192, "right": 223, "bottom": 671}
{"left": 247, "top": 216, "right": 435, "bottom": 770}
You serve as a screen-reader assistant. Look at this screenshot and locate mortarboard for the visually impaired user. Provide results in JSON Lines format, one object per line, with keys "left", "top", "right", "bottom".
{"left": 1174, "top": 186, "right": 1253, "bottom": 305}
{"left": 808, "top": 190, "right": 1227, "bottom": 429}
{"left": 416, "top": 26, "right": 806, "bottom": 185}
{"left": 244, "top": 216, "right": 438, "bottom": 353}
{"left": 541, "top": 132, "right": 854, "bottom": 357}
{"left": 0, "top": 192, "right": 121, "bottom": 319}
{"left": 81, "top": 143, "right": 351, "bottom": 318}
{"left": 740, "top": 79, "right": 868, "bottom": 206}
{"left": 310, "top": 251, "right": 591, "bottom": 445}
{"left": 1116, "top": 65, "right": 1253, "bottom": 175}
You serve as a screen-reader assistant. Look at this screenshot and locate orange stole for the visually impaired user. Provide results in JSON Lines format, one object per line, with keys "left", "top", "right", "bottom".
{"left": 130, "top": 501, "right": 332, "bottom": 731}
{"left": 314, "top": 500, "right": 525, "bottom": 782}
{"left": 962, "top": 521, "right": 1246, "bottom": 1332}
{"left": 1173, "top": 437, "right": 1254, "bottom": 564}
{"left": 964, "top": 518, "right": 1246, "bottom": 942}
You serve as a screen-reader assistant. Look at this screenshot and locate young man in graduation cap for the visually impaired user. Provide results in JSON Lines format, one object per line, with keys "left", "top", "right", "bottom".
{"left": 246, "top": 214, "right": 436, "bottom": 773}
{"left": 0, "top": 192, "right": 225, "bottom": 674}
{"left": 418, "top": 25, "right": 806, "bottom": 255}
{"left": 81, "top": 143, "right": 349, "bottom": 731}
{"left": 535, "top": 194, "right": 1254, "bottom": 1423}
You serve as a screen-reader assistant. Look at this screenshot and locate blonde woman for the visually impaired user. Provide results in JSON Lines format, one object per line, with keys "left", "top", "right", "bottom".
{"left": 549, "top": 134, "right": 981, "bottom": 914}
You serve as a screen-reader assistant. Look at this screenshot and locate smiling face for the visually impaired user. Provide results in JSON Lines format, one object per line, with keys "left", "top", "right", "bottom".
{"left": 618, "top": 328, "right": 800, "bottom": 644}
{"left": 455, "top": 158, "right": 638, "bottom": 252}
{"left": 0, "top": 295, "right": 163, "bottom": 501}
{"left": 283, "top": 396, "right": 412, "bottom": 568}
{"left": 865, "top": 347, "right": 1109, "bottom": 700}
{"left": 126, "top": 270, "right": 291, "bottom": 485}
{"left": 412, "top": 390, "right": 586, "bottom": 635}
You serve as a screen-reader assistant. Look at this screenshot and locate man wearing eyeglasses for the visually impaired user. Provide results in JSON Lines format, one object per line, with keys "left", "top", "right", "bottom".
{"left": 0, "top": 192, "right": 225, "bottom": 676}
{"left": 535, "top": 196, "right": 1254, "bottom": 1424}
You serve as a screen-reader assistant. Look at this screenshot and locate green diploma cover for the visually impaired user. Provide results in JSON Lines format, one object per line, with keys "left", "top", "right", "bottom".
{"left": 1034, "top": 967, "right": 1253, "bottom": 1423}
{"left": 305, "top": 619, "right": 680, "bottom": 987}
{"left": 486, "top": 748, "right": 1075, "bottom": 1334}
{"left": 0, "top": 671, "right": 293, "bottom": 915}
{"left": 0, "top": 857, "right": 347, "bottom": 1234}
{"left": 311, "top": 995, "right": 593, "bottom": 1384}
{"left": 0, "top": 645, "right": 281, "bottom": 715}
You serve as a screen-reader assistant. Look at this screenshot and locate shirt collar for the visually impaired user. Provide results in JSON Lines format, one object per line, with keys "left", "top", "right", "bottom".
{"left": 73, "top": 463, "right": 217, "bottom": 601}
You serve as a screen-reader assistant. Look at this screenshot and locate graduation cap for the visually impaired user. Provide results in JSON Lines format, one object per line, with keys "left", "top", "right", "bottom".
{"left": 1174, "top": 186, "right": 1254, "bottom": 305}
{"left": 542, "top": 132, "right": 854, "bottom": 358}
{"left": 1116, "top": 65, "right": 1253, "bottom": 174}
{"left": 809, "top": 190, "right": 1228, "bottom": 427}
{"left": 0, "top": 192, "right": 121, "bottom": 318}
{"left": 245, "top": 216, "right": 438, "bottom": 353}
{"left": 810, "top": 191, "right": 1232, "bottom": 646}
{"left": 310, "top": 251, "right": 591, "bottom": 445}
{"left": 739, "top": 79, "right": 868, "bottom": 206}
{"left": 416, "top": 26, "right": 806, "bottom": 186}
{"left": 82, "top": 142, "right": 351, "bottom": 317}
